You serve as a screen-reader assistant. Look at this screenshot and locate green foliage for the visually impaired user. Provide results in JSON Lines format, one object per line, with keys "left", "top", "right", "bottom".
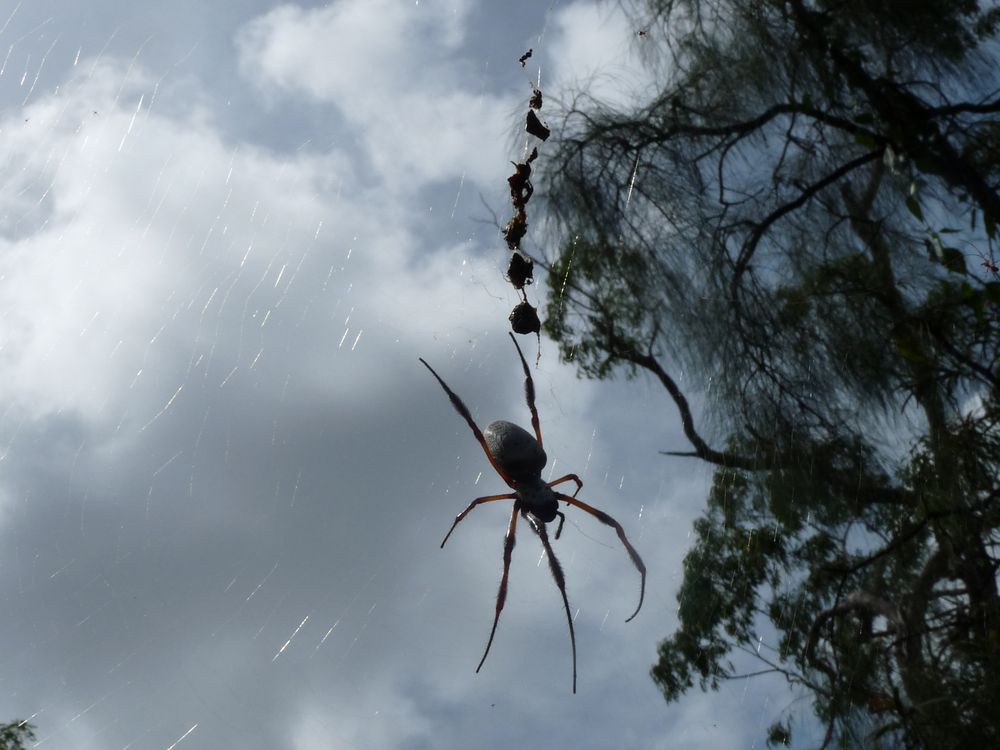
{"left": 541, "top": 0, "right": 1000, "bottom": 746}
{"left": 546, "top": 235, "right": 664, "bottom": 379}
{"left": 0, "top": 722, "right": 36, "bottom": 750}
{"left": 815, "top": 0, "right": 985, "bottom": 60}
{"left": 767, "top": 721, "right": 791, "bottom": 747}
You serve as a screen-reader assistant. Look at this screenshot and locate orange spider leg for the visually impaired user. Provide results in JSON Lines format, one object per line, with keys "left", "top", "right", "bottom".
{"left": 548, "top": 473, "right": 583, "bottom": 496}
{"left": 546, "top": 474, "right": 583, "bottom": 539}
{"left": 440, "top": 493, "right": 518, "bottom": 548}
{"left": 555, "top": 493, "right": 646, "bottom": 622}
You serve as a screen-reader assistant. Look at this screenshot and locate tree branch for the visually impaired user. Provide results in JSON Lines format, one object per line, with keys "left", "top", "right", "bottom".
{"left": 804, "top": 591, "right": 903, "bottom": 681}
{"left": 788, "top": 0, "right": 1000, "bottom": 227}
{"left": 606, "top": 332, "right": 763, "bottom": 471}
{"left": 732, "top": 149, "right": 884, "bottom": 286}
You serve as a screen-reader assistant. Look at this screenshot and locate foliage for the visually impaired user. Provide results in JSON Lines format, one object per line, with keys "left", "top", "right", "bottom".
{"left": 540, "top": 0, "right": 1000, "bottom": 746}
{"left": 0, "top": 721, "right": 35, "bottom": 750}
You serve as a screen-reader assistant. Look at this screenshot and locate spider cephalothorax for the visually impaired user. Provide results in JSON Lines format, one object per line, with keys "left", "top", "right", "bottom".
{"left": 420, "top": 333, "right": 646, "bottom": 693}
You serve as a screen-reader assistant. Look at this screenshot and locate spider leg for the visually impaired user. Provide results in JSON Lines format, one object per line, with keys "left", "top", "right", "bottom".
{"left": 554, "top": 510, "right": 566, "bottom": 540}
{"left": 441, "top": 493, "right": 517, "bottom": 548}
{"left": 525, "top": 512, "right": 577, "bottom": 693}
{"left": 555, "top": 493, "right": 647, "bottom": 622}
{"left": 508, "top": 333, "right": 543, "bottom": 448}
{"left": 548, "top": 473, "right": 583, "bottom": 497}
{"left": 477, "top": 501, "right": 520, "bottom": 675}
{"left": 420, "top": 358, "right": 516, "bottom": 488}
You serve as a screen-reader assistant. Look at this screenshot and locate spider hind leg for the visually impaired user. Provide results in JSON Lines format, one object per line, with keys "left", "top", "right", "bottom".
{"left": 525, "top": 511, "right": 577, "bottom": 694}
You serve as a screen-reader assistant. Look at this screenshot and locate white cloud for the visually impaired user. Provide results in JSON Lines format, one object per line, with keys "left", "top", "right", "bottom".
{"left": 236, "top": 0, "right": 470, "bottom": 102}
{"left": 290, "top": 682, "right": 432, "bottom": 750}
{"left": 0, "top": 61, "right": 327, "bottom": 423}
{"left": 0, "top": 54, "right": 512, "bottom": 435}
{"left": 236, "top": 0, "right": 515, "bottom": 189}
{"left": 543, "top": 0, "right": 655, "bottom": 109}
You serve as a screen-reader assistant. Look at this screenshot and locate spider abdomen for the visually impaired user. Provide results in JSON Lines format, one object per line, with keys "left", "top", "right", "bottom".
{"left": 484, "top": 420, "right": 547, "bottom": 481}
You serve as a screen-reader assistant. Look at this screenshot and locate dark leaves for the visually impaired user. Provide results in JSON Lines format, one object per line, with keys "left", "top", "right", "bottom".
{"left": 498, "top": 62, "right": 548, "bottom": 339}
{"left": 506, "top": 252, "right": 534, "bottom": 289}
{"left": 526, "top": 110, "right": 550, "bottom": 141}
{"left": 508, "top": 148, "right": 537, "bottom": 212}
{"left": 503, "top": 213, "right": 527, "bottom": 250}
{"left": 509, "top": 301, "right": 541, "bottom": 335}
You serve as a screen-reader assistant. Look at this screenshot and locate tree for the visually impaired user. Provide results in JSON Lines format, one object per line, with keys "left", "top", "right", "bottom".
{"left": 539, "top": 0, "right": 1000, "bottom": 746}
{"left": 0, "top": 721, "right": 35, "bottom": 750}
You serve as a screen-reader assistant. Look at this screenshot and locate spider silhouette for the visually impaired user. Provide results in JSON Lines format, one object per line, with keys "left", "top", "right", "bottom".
{"left": 419, "top": 334, "right": 646, "bottom": 693}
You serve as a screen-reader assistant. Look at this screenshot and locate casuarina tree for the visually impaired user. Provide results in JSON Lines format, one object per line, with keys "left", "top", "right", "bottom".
{"left": 539, "top": 1, "right": 1000, "bottom": 746}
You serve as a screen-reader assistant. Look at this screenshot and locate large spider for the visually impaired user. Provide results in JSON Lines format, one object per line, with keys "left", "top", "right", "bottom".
{"left": 420, "top": 334, "right": 646, "bottom": 693}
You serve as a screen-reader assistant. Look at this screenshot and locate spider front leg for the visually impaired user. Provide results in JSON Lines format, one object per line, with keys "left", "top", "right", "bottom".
{"left": 525, "top": 512, "right": 577, "bottom": 693}
{"left": 420, "top": 358, "right": 516, "bottom": 488}
{"left": 508, "top": 333, "right": 543, "bottom": 447}
{"left": 556, "top": 493, "right": 647, "bottom": 622}
{"left": 441, "top": 493, "right": 517, "bottom": 548}
{"left": 477, "top": 501, "right": 520, "bottom": 674}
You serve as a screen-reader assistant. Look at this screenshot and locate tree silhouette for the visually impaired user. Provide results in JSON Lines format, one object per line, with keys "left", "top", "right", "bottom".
{"left": 540, "top": 0, "right": 1000, "bottom": 746}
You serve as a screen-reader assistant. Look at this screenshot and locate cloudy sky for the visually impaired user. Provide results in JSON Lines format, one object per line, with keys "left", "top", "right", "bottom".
{"left": 0, "top": 1, "right": 810, "bottom": 748}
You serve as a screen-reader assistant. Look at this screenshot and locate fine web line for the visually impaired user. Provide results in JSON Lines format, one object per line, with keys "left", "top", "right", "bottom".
{"left": 625, "top": 151, "right": 641, "bottom": 208}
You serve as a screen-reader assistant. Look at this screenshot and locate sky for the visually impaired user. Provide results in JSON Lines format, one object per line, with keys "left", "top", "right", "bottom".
{"left": 0, "top": 1, "right": 810, "bottom": 748}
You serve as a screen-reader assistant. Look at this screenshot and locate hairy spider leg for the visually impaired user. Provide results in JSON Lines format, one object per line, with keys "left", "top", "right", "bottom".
{"left": 441, "top": 493, "right": 518, "bottom": 548}
{"left": 555, "top": 493, "right": 647, "bottom": 622}
{"left": 525, "top": 512, "right": 577, "bottom": 693}
{"left": 419, "top": 358, "right": 516, "bottom": 488}
{"left": 508, "top": 333, "right": 543, "bottom": 447}
{"left": 477, "top": 501, "right": 520, "bottom": 675}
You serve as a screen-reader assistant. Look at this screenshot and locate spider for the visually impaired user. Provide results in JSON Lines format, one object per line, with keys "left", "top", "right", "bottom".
{"left": 419, "top": 333, "right": 646, "bottom": 693}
